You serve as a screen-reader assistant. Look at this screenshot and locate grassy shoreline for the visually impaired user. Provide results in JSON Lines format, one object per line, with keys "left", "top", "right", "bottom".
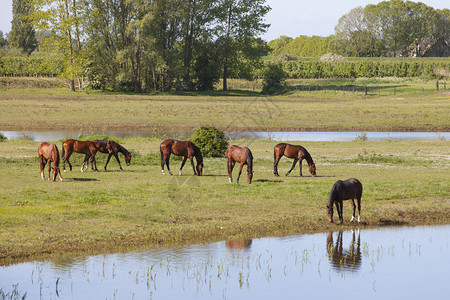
{"left": 0, "top": 138, "right": 449, "bottom": 265}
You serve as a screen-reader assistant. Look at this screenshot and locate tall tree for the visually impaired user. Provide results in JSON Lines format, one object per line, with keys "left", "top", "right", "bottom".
{"left": 214, "top": 0, "right": 270, "bottom": 91}
{"left": 31, "top": 0, "right": 85, "bottom": 91}
{"left": 9, "top": 0, "right": 37, "bottom": 55}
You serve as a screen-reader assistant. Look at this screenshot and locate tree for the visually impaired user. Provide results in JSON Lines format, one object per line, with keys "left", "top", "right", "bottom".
{"left": 31, "top": 0, "right": 85, "bottom": 91}
{"left": 267, "top": 35, "right": 293, "bottom": 56}
{"left": 0, "top": 31, "right": 8, "bottom": 48}
{"left": 9, "top": 0, "right": 37, "bottom": 55}
{"left": 261, "top": 62, "right": 286, "bottom": 94}
{"left": 213, "top": 0, "right": 270, "bottom": 91}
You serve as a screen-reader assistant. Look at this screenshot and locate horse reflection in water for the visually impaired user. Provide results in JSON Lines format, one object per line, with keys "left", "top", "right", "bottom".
{"left": 327, "top": 230, "right": 362, "bottom": 272}
{"left": 225, "top": 240, "right": 252, "bottom": 252}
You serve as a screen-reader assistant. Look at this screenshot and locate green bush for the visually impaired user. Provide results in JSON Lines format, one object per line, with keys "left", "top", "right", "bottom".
{"left": 261, "top": 63, "right": 287, "bottom": 94}
{"left": 191, "top": 126, "right": 228, "bottom": 157}
{"left": 0, "top": 133, "right": 7, "bottom": 142}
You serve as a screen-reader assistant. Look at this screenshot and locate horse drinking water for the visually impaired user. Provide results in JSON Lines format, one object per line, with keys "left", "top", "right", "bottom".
{"left": 273, "top": 143, "right": 316, "bottom": 177}
{"left": 38, "top": 142, "right": 63, "bottom": 181}
{"left": 327, "top": 178, "right": 362, "bottom": 224}
{"left": 62, "top": 139, "right": 100, "bottom": 172}
{"left": 160, "top": 139, "right": 203, "bottom": 176}
{"left": 226, "top": 145, "right": 253, "bottom": 184}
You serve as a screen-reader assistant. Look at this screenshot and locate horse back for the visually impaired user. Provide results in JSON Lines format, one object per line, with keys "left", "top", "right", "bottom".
{"left": 227, "top": 145, "right": 251, "bottom": 164}
{"left": 38, "top": 142, "right": 59, "bottom": 162}
{"left": 277, "top": 143, "right": 304, "bottom": 159}
{"left": 333, "top": 178, "right": 362, "bottom": 201}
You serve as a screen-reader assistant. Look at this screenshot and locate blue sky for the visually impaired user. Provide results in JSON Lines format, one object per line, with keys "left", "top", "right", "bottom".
{"left": 0, "top": 0, "right": 448, "bottom": 41}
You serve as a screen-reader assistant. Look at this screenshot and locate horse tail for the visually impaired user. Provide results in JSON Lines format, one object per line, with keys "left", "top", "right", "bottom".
{"left": 247, "top": 149, "right": 253, "bottom": 173}
{"left": 54, "top": 144, "right": 60, "bottom": 165}
{"left": 61, "top": 140, "right": 65, "bottom": 160}
{"left": 160, "top": 144, "right": 164, "bottom": 165}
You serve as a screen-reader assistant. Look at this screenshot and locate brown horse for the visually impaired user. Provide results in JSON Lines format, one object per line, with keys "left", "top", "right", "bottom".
{"left": 38, "top": 142, "right": 63, "bottom": 181}
{"left": 83, "top": 140, "right": 131, "bottom": 171}
{"left": 160, "top": 139, "right": 203, "bottom": 176}
{"left": 226, "top": 145, "right": 253, "bottom": 184}
{"left": 327, "top": 178, "right": 362, "bottom": 224}
{"left": 62, "top": 139, "right": 99, "bottom": 172}
{"left": 273, "top": 143, "right": 316, "bottom": 177}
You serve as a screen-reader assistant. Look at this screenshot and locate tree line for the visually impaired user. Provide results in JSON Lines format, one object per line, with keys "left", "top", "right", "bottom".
{"left": 2, "top": 0, "right": 449, "bottom": 92}
{"left": 5, "top": 0, "right": 270, "bottom": 92}
{"left": 269, "top": 0, "right": 449, "bottom": 59}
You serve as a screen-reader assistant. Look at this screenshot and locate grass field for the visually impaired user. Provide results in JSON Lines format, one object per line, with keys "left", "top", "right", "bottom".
{"left": 0, "top": 137, "right": 449, "bottom": 264}
{"left": 0, "top": 77, "right": 449, "bottom": 264}
{"left": 0, "top": 78, "right": 449, "bottom": 133}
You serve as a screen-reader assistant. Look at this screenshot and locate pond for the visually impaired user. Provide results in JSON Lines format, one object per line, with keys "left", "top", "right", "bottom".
{"left": 1, "top": 225, "right": 449, "bottom": 299}
{"left": 1, "top": 130, "right": 448, "bottom": 142}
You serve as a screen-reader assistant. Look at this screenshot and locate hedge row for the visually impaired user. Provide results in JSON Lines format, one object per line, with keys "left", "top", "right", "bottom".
{"left": 0, "top": 57, "right": 64, "bottom": 77}
{"left": 280, "top": 60, "right": 450, "bottom": 79}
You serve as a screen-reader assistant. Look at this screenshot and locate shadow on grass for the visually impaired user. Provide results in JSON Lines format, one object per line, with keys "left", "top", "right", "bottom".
{"left": 65, "top": 178, "right": 99, "bottom": 182}
{"left": 253, "top": 179, "right": 283, "bottom": 183}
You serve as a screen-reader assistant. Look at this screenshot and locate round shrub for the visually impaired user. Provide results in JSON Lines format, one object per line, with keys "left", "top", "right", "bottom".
{"left": 261, "top": 63, "right": 287, "bottom": 94}
{"left": 191, "top": 126, "right": 228, "bottom": 157}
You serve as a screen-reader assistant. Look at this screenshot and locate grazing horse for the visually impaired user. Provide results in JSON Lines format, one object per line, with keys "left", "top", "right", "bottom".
{"left": 160, "top": 139, "right": 203, "bottom": 176}
{"left": 38, "top": 142, "right": 63, "bottom": 181}
{"left": 62, "top": 139, "right": 99, "bottom": 172}
{"left": 226, "top": 145, "right": 253, "bottom": 184}
{"left": 273, "top": 143, "right": 316, "bottom": 177}
{"left": 85, "top": 140, "right": 131, "bottom": 171}
{"left": 327, "top": 178, "right": 362, "bottom": 224}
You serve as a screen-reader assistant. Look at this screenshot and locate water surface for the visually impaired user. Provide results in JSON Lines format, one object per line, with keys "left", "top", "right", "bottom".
{"left": 1, "top": 225, "right": 449, "bottom": 299}
{"left": 1, "top": 130, "right": 448, "bottom": 142}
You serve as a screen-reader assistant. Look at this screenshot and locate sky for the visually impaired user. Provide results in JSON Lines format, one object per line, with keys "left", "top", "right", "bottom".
{"left": 0, "top": 0, "right": 448, "bottom": 41}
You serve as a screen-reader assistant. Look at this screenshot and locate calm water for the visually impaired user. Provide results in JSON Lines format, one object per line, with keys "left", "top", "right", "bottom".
{"left": 1, "top": 130, "right": 448, "bottom": 142}
{"left": 1, "top": 225, "right": 449, "bottom": 299}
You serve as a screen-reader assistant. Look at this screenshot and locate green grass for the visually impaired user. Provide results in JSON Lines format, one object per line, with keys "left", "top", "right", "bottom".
{"left": 0, "top": 138, "right": 449, "bottom": 264}
{"left": 0, "top": 77, "right": 449, "bottom": 133}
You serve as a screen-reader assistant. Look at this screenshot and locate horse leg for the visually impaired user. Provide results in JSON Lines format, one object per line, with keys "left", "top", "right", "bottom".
{"left": 91, "top": 154, "right": 99, "bottom": 171}
{"left": 48, "top": 160, "right": 52, "bottom": 181}
{"left": 273, "top": 154, "right": 282, "bottom": 176}
{"left": 114, "top": 153, "right": 123, "bottom": 171}
{"left": 338, "top": 201, "right": 344, "bottom": 224}
{"left": 63, "top": 150, "right": 73, "bottom": 172}
{"left": 298, "top": 158, "right": 303, "bottom": 176}
{"left": 349, "top": 199, "right": 356, "bottom": 222}
{"left": 227, "top": 159, "right": 235, "bottom": 183}
{"left": 105, "top": 153, "right": 112, "bottom": 171}
{"left": 39, "top": 156, "right": 46, "bottom": 180}
{"left": 80, "top": 155, "right": 88, "bottom": 172}
{"left": 188, "top": 156, "right": 197, "bottom": 176}
{"left": 286, "top": 158, "right": 298, "bottom": 176}
{"left": 357, "top": 197, "right": 361, "bottom": 223}
{"left": 179, "top": 156, "right": 188, "bottom": 175}
{"left": 165, "top": 155, "right": 173, "bottom": 175}
{"left": 236, "top": 162, "right": 245, "bottom": 184}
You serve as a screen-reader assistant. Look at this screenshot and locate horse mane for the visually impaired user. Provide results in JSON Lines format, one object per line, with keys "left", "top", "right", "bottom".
{"left": 117, "top": 143, "right": 130, "bottom": 156}
{"left": 192, "top": 143, "right": 203, "bottom": 163}
{"left": 302, "top": 147, "right": 314, "bottom": 166}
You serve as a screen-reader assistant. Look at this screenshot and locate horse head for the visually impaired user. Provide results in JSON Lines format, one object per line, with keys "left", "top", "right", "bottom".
{"left": 52, "top": 165, "right": 60, "bottom": 181}
{"left": 125, "top": 152, "right": 132, "bottom": 166}
{"left": 309, "top": 163, "right": 316, "bottom": 176}
{"left": 196, "top": 162, "right": 203, "bottom": 176}
{"left": 327, "top": 205, "right": 334, "bottom": 223}
{"left": 247, "top": 170, "right": 254, "bottom": 184}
